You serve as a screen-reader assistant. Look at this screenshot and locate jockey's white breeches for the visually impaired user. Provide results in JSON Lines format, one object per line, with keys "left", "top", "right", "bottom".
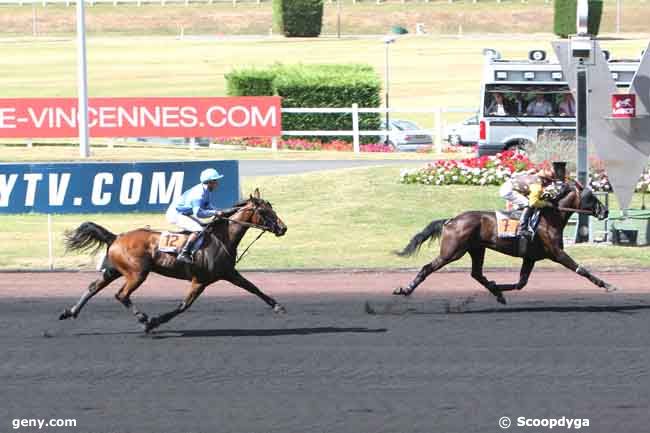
{"left": 499, "top": 181, "right": 529, "bottom": 209}
{"left": 166, "top": 207, "right": 203, "bottom": 232}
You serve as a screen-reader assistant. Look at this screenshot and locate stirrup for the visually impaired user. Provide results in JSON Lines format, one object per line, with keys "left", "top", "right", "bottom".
{"left": 177, "top": 251, "right": 193, "bottom": 264}
{"left": 517, "top": 236, "right": 529, "bottom": 257}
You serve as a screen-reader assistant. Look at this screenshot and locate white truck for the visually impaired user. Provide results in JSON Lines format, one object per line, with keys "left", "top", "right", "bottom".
{"left": 477, "top": 48, "right": 638, "bottom": 156}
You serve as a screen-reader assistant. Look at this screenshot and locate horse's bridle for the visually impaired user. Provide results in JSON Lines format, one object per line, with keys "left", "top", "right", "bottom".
{"left": 212, "top": 204, "right": 273, "bottom": 264}
{"left": 217, "top": 205, "right": 273, "bottom": 232}
{"left": 557, "top": 182, "right": 598, "bottom": 215}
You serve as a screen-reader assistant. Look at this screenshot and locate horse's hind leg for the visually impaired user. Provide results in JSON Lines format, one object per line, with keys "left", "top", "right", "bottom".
{"left": 59, "top": 267, "right": 121, "bottom": 320}
{"left": 144, "top": 278, "right": 207, "bottom": 333}
{"left": 394, "top": 249, "right": 466, "bottom": 296}
{"left": 114, "top": 272, "right": 151, "bottom": 328}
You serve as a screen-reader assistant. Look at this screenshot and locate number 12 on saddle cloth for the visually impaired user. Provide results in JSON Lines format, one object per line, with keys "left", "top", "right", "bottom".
{"left": 158, "top": 232, "right": 187, "bottom": 253}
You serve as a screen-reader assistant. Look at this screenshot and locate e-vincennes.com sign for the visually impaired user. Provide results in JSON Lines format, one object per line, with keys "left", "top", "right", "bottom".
{"left": 0, "top": 161, "right": 239, "bottom": 214}
{"left": 0, "top": 97, "right": 281, "bottom": 138}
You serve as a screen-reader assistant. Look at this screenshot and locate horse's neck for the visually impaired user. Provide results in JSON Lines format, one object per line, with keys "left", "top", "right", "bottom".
{"left": 224, "top": 211, "right": 251, "bottom": 249}
{"left": 555, "top": 192, "right": 579, "bottom": 230}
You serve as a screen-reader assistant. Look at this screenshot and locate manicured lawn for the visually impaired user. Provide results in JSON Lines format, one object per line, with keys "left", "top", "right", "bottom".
{"left": 0, "top": 35, "right": 647, "bottom": 131}
{"left": 1, "top": 166, "right": 648, "bottom": 270}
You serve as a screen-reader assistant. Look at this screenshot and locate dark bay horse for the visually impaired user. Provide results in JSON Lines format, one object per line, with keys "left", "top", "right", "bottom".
{"left": 60, "top": 189, "right": 287, "bottom": 332}
{"left": 394, "top": 182, "right": 619, "bottom": 304}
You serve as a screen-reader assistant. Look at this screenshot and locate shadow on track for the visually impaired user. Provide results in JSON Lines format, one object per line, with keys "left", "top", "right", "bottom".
{"left": 448, "top": 305, "right": 650, "bottom": 315}
{"left": 365, "top": 299, "right": 650, "bottom": 315}
{"left": 147, "top": 327, "right": 388, "bottom": 339}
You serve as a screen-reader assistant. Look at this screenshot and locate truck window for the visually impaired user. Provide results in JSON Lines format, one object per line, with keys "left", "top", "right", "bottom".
{"left": 483, "top": 84, "right": 574, "bottom": 118}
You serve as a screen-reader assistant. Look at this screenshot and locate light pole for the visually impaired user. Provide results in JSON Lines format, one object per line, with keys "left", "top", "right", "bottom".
{"left": 572, "top": 0, "right": 591, "bottom": 242}
{"left": 76, "top": 0, "right": 90, "bottom": 158}
{"left": 383, "top": 35, "right": 396, "bottom": 145}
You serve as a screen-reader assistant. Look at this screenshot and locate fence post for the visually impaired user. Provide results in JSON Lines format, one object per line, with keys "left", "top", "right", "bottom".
{"left": 352, "top": 103, "right": 360, "bottom": 154}
{"left": 47, "top": 214, "right": 54, "bottom": 270}
{"left": 434, "top": 107, "right": 443, "bottom": 154}
{"left": 271, "top": 136, "right": 278, "bottom": 152}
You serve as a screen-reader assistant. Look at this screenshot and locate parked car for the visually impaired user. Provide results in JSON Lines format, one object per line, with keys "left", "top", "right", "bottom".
{"left": 379, "top": 119, "right": 433, "bottom": 151}
{"left": 445, "top": 114, "right": 479, "bottom": 146}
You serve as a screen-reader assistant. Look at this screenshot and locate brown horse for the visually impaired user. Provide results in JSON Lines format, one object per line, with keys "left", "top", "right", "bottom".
{"left": 393, "top": 181, "right": 619, "bottom": 304}
{"left": 60, "top": 189, "right": 287, "bottom": 332}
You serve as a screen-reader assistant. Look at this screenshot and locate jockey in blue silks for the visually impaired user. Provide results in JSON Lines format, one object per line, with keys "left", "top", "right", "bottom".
{"left": 166, "top": 168, "right": 225, "bottom": 264}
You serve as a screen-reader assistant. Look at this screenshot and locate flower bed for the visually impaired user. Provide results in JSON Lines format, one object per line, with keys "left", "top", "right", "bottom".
{"left": 589, "top": 165, "right": 650, "bottom": 193}
{"left": 401, "top": 150, "right": 650, "bottom": 193}
{"left": 215, "top": 137, "right": 394, "bottom": 153}
{"left": 400, "top": 149, "right": 534, "bottom": 186}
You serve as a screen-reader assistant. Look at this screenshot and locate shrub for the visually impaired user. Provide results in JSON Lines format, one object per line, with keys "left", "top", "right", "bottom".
{"left": 554, "top": 0, "right": 603, "bottom": 38}
{"left": 225, "top": 68, "right": 276, "bottom": 96}
{"left": 273, "top": 64, "right": 382, "bottom": 143}
{"left": 272, "top": 0, "right": 324, "bottom": 38}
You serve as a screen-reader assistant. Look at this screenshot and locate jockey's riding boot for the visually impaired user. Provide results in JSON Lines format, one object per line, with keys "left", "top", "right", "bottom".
{"left": 176, "top": 239, "right": 195, "bottom": 264}
{"left": 517, "top": 206, "right": 535, "bottom": 240}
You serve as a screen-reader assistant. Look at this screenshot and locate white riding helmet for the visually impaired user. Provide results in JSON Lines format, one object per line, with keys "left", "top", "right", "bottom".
{"left": 200, "top": 168, "right": 224, "bottom": 183}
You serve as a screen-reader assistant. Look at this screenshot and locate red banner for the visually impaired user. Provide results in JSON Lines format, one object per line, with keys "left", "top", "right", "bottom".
{"left": 0, "top": 97, "right": 282, "bottom": 138}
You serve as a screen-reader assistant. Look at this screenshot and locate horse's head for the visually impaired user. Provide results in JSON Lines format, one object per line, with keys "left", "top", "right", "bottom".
{"left": 236, "top": 188, "right": 287, "bottom": 237}
{"left": 559, "top": 181, "right": 609, "bottom": 220}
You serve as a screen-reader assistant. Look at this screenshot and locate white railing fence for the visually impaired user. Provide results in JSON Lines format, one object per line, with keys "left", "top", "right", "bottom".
{"left": 275, "top": 105, "right": 475, "bottom": 153}
{"left": 16, "top": 105, "right": 476, "bottom": 153}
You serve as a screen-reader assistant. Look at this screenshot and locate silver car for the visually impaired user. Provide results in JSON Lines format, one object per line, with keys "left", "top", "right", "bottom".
{"left": 379, "top": 119, "right": 433, "bottom": 151}
{"left": 445, "top": 114, "right": 479, "bottom": 146}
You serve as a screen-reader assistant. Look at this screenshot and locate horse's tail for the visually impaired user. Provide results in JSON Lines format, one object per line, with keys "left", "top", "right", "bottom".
{"left": 395, "top": 219, "right": 448, "bottom": 257}
{"left": 64, "top": 222, "right": 117, "bottom": 255}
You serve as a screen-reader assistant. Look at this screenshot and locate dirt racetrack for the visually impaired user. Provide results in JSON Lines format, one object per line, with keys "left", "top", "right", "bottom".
{"left": 1, "top": 269, "right": 650, "bottom": 433}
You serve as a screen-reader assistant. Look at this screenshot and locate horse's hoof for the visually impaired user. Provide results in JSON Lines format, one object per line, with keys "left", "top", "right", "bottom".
{"left": 393, "top": 287, "right": 410, "bottom": 296}
{"left": 604, "top": 284, "right": 618, "bottom": 293}
{"left": 143, "top": 318, "right": 160, "bottom": 333}
{"left": 496, "top": 295, "right": 507, "bottom": 305}
{"left": 59, "top": 309, "right": 74, "bottom": 320}
{"left": 273, "top": 304, "right": 287, "bottom": 314}
{"left": 136, "top": 312, "right": 149, "bottom": 324}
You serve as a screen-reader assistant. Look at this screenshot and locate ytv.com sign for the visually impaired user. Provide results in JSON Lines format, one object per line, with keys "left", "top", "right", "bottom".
{"left": 0, "top": 97, "right": 281, "bottom": 138}
{"left": 0, "top": 161, "right": 239, "bottom": 214}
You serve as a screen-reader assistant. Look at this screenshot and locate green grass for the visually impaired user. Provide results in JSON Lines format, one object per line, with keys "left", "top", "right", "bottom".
{"left": 1, "top": 166, "right": 648, "bottom": 270}
{"left": 0, "top": 143, "right": 466, "bottom": 161}
{"left": 0, "top": 35, "right": 647, "bottom": 131}
{"left": 2, "top": 1, "right": 649, "bottom": 36}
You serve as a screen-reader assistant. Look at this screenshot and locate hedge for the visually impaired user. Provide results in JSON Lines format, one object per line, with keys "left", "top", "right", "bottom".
{"left": 272, "top": 0, "right": 324, "bottom": 38}
{"left": 554, "top": 0, "right": 603, "bottom": 38}
{"left": 225, "top": 69, "right": 276, "bottom": 96}
{"left": 224, "top": 63, "right": 382, "bottom": 144}
{"left": 273, "top": 64, "right": 382, "bottom": 143}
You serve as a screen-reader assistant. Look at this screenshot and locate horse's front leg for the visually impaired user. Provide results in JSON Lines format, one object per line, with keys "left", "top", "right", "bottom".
{"left": 468, "top": 248, "right": 506, "bottom": 304}
{"left": 225, "top": 270, "right": 285, "bottom": 313}
{"left": 552, "top": 250, "right": 619, "bottom": 292}
{"left": 145, "top": 279, "right": 207, "bottom": 333}
{"left": 496, "top": 258, "right": 536, "bottom": 292}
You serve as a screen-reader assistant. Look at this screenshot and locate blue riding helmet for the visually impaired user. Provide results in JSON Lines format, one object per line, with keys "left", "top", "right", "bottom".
{"left": 200, "top": 168, "right": 224, "bottom": 183}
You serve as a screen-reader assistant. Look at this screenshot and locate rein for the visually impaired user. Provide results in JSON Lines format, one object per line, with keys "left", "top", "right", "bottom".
{"left": 212, "top": 213, "right": 270, "bottom": 264}
{"left": 558, "top": 207, "right": 593, "bottom": 215}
